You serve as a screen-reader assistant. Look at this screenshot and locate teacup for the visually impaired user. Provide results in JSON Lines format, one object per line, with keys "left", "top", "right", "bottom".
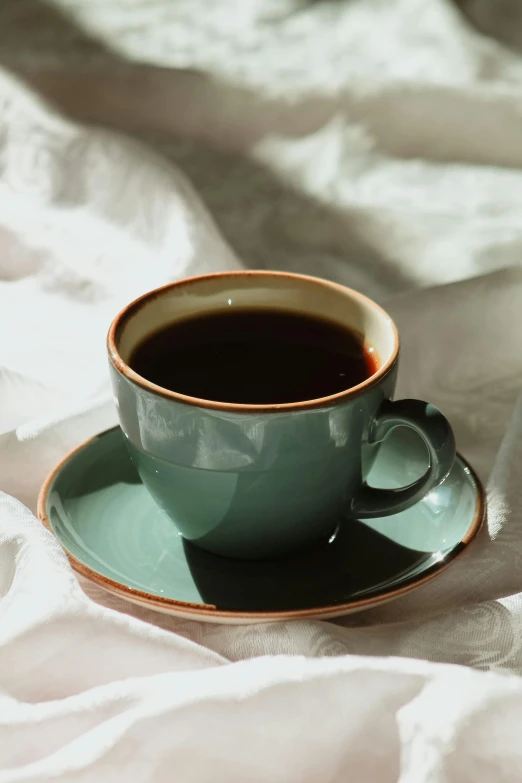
{"left": 108, "top": 271, "right": 456, "bottom": 559}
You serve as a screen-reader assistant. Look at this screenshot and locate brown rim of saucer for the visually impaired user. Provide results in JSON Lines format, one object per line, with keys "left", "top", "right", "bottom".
{"left": 107, "top": 270, "right": 400, "bottom": 414}
{"left": 37, "top": 428, "right": 486, "bottom": 623}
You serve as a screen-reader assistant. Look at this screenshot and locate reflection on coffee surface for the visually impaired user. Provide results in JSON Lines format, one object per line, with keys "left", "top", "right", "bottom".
{"left": 130, "top": 308, "right": 379, "bottom": 404}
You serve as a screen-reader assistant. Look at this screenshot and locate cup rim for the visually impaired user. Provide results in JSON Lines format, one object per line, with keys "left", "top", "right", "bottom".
{"left": 107, "top": 270, "right": 400, "bottom": 413}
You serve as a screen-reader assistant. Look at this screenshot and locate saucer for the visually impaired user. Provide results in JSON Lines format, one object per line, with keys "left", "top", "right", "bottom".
{"left": 38, "top": 426, "right": 485, "bottom": 624}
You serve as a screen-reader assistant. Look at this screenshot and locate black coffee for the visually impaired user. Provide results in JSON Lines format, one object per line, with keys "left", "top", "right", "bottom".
{"left": 129, "top": 308, "right": 378, "bottom": 404}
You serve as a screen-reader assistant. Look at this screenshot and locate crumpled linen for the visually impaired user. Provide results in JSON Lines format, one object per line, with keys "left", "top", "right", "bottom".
{"left": 3, "top": 0, "right": 522, "bottom": 779}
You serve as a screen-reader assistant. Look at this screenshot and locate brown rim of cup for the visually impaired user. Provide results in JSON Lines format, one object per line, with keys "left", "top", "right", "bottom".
{"left": 107, "top": 270, "right": 400, "bottom": 414}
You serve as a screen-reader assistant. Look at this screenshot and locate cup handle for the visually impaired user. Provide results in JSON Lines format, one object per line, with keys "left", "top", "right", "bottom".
{"left": 351, "top": 399, "right": 456, "bottom": 519}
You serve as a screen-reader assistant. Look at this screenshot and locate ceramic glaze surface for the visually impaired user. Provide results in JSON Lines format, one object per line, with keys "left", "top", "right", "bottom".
{"left": 108, "top": 272, "right": 455, "bottom": 559}
{"left": 40, "top": 426, "right": 484, "bottom": 623}
{"left": 111, "top": 363, "right": 396, "bottom": 557}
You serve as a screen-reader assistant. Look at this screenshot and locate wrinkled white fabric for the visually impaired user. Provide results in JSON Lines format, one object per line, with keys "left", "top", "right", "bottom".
{"left": 3, "top": 0, "right": 522, "bottom": 779}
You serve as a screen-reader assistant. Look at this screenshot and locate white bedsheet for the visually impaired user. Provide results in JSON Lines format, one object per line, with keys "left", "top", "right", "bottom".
{"left": 3, "top": 0, "right": 522, "bottom": 779}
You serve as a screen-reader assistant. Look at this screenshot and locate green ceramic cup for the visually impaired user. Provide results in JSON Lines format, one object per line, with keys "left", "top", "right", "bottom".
{"left": 108, "top": 271, "right": 456, "bottom": 559}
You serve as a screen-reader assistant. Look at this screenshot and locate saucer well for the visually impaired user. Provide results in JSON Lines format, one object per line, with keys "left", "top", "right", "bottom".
{"left": 38, "top": 427, "right": 485, "bottom": 624}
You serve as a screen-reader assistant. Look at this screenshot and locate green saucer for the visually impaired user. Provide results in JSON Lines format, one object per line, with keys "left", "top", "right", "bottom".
{"left": 38, "top": 427, "right": 484, "bottom": 624}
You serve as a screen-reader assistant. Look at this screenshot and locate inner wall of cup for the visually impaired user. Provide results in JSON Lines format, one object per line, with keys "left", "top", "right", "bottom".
{"left": 115, "top": 275, "right": 396, "bottom": 371}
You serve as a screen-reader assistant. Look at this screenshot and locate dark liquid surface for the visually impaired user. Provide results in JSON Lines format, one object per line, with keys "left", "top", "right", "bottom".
{"left": 129, "top": 308, "right": 378, "bottom": 404}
